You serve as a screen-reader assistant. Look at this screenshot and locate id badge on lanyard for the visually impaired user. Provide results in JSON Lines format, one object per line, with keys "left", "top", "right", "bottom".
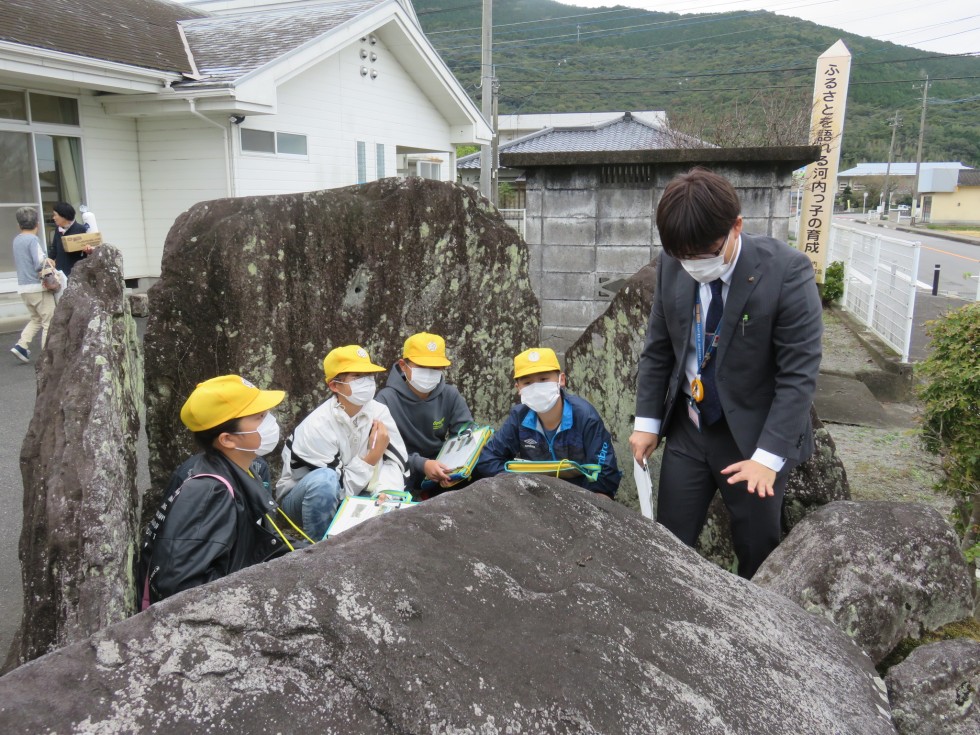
{"left": 688, "top": 290, "right": 720, "bottom": 434}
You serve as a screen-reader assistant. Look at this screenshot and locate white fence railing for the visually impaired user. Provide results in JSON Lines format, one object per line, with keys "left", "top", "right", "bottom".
{"left": 827, "top": 224, "right": 921, "bottom": 362}
{"left": 499, "top": 208, "right": 526, "bottom": 238}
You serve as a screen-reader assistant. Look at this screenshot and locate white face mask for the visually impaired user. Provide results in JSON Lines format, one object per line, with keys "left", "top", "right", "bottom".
{"left": 232, "top": 413, "right": 281, "bottom": 456}
{"left": 520, "top": 381, "right": 561, "bottom": 414}
{"left": 679, "top": 233, "right": 735, "bottom": 284}
{"left": 341, "top": 376, "right": 376, "bottom": 406}
{"left": 408, "top": 366, "right": 442, "bottom": 394}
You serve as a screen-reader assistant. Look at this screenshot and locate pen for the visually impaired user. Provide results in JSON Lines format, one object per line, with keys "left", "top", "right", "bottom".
{"left": 742, "top": 313, "right": 748, "bottom": 336}
{"left": 370, "top": 421, "right": 378, "bottom": 450}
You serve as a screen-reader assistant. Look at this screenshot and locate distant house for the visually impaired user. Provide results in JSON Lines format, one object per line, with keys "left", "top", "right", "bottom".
{"left": 836, "top": 162, "right": 971, "bottom": 198}
{"left": 0, "top": 0, "right": 489, "bottom": 297}
{"left": 918, "top": 169, "right": 980, "bottom": 225}
{"left": 457, "top": 111, "right": 696, "bottom": 209}
{"left": 491, "top": 113, "right": 814, "bottom": 352}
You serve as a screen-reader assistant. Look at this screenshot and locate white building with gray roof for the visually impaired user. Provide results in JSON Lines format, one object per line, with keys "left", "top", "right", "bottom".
{"left": 0, "top": 0, "right": 489, "bottom": 300}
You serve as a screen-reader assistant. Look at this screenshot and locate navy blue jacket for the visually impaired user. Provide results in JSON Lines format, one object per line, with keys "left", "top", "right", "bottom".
{"left": 477, "top": 391, "right": 621, "bottom": 498}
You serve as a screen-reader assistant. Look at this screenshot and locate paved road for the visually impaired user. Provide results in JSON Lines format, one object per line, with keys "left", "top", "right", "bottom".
{"left": 0, "top": 350, "right": 34, "bottom": 658}
{"left": 835, "top": 214, "right": 980, "bottom": 299}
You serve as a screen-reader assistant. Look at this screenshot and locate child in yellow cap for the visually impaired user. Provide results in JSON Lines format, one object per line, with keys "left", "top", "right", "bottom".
{"left": 375, "top": 332, "right": 475, "bottom": 496}
{"left": 138, "top": 375, "right": 289, "bottom": 608}
{"left": 476, "top": 348, "right": 621, "bottom": 498}
{"left": 277, "top": 345, "right": 409, "bottom": 538}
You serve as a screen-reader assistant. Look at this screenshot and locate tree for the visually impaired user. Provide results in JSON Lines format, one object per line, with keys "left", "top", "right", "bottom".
{"left": 918, "top": 303, "right": 980, "bottom": 581}
{"left": 661, "top": 88, "right": 811, "bottom": 148}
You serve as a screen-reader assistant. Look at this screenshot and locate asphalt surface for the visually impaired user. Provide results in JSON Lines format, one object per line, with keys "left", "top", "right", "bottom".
{"left": 836, "top": 214, "right": 980, "bottom": 299}
{"left": 0, "top": 349, "right": 33, "bottom": 657}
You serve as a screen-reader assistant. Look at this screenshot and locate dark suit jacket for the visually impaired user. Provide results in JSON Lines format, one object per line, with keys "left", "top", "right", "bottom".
{"left": 635, "top": 233, "right": 823, "bottom": 464}
{"left": 49, "top": 220, "right": 88, "bottom": 276}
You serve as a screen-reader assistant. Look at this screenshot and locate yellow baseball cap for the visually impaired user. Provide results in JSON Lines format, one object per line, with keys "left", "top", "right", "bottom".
{"left": 513, "top": 348, "right": 561, "bottom": 379}
{"left": 180, "top": 375, "right": 285, "bottom": 432}
{"left": 403, "top": 332, "right": 451, "bottom": 367}
{"left": 323, "top": 344, "right": 385, "bottom": 383}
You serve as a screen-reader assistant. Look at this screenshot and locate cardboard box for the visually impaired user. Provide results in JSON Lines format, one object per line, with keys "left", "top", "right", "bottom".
{"left": 62, "top": 232, "right": 103, "bottom": 253}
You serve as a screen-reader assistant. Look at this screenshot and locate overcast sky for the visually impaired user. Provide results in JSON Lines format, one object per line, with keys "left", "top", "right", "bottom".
{"left": 557, "top": 0, "right": 980, "bottom": 55}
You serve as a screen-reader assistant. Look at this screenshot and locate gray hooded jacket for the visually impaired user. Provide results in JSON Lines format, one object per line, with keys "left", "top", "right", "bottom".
{"left": 375, "top": 362, "right": 474, "bottom": 483}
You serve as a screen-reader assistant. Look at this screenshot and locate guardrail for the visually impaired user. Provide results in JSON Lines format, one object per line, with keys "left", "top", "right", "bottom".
{"left": 827, "top": 224, "right": 921, "bottom": 362}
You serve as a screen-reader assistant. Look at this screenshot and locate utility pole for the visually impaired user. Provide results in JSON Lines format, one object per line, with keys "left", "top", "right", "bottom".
{"left": 479, "top": 0, "right": 493, "bottom": 200}
{"left": 911, "top": 76, "right": 930, "bottom": 224}
{"left": 881, "top": 111, "right": 901, "bottom": 220}
{"left": 491, "top": 77, "right": 500, "bottom": 207}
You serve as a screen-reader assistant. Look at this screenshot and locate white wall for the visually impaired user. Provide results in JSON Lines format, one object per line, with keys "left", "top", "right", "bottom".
{"left": 136, "top": 116, "right": 228, "bottom": 272}
{"left": 79, "top": 96, "right": 149, "bottom": 276}
{"left": 234, "top": 34, "right": 453, "bottom": 196}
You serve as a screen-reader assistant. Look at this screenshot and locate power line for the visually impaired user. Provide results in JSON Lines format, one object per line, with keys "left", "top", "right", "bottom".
{"left": 425, "top": 7, "right": 642, "bottom": 36}
{"left": 495, "top": 75, "right": 980, "bottom": 96}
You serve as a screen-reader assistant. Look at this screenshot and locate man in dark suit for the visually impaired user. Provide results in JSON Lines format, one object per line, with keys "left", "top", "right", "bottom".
{"left": 49, "top": 201, "right": 91, "bottom": 276}
{"left": 629, "top": 168, "right": 822, "bottom": 578}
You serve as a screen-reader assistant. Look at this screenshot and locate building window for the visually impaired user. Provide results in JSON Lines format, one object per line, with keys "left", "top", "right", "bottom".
{"left": 417, "top": 160, "right": 441, "bottom": 181}
{"left": 240, "top": 129, "right": 307, "bottom": 156}
{"left": 241, "top": 129, "right": 276, "bottom": 154}
{"left": 277, "top": 132, "right": 307, "bottom": 156}
{"left": 376, "top": 144, "right": 385, "bottom": 179}
{"left": 0, "top": 90, "right": 84, "bottom": 276}
{"left": 0, "top": 89, "right": 27, "bottom": 121}
{"left": 29, "top": 93, "right": 80, "bottom": 125}
{"left": 356, "top": 141, "right": 367, "bottom": 184}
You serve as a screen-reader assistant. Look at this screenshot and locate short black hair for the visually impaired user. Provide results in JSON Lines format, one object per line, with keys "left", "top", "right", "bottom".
{"left": 52, "top": 202, "right": 75, "bottom": 221}
{"left": 192, "top": 416, "right": 244, "bottom": 450}
{"left": 656, "top": 168, "right": 741, "bottom": 259}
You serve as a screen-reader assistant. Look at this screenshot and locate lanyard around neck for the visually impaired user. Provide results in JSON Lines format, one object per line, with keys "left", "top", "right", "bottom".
{"left": 694, "top": 286, "right": 722, "bottom": 375}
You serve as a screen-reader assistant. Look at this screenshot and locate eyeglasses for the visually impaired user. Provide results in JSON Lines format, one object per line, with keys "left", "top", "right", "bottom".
{"left": 686, "top": 232, "right": 730, "bottom": 261}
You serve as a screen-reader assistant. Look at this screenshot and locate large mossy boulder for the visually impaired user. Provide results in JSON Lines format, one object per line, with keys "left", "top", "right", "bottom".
{"left": 885, "top": 639, "right": 980, "bottom": 735}
{"left": 144, "top": 178, "right": 539, "bottom": 511}
{"left": 754, "top": 501, "right": 974, "bottom": 663}
{"left": 4, "top": 246, "right": 142, "bottom": 672}
{"left": 0, "top": 476, "right": 895, "bottom": 734}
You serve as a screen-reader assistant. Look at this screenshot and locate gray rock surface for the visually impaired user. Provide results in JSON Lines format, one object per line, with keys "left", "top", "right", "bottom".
{"left": 127, "top": 292, "right": 149, "bottom": 318}
{"left": 564, "top": 263, "right": 658, "bottom": 511}
{"left": 3, "top": 246, "right": 143, "bottom": 672}
{"left": 144, "top": 178, "right": 539, "bottom": 519}
{"left": 564, "top": 263, "right": 849, "bottom": 568}
{"left": 886, "top": 639, "right": 980, "bottom": 735}
{"left": 0, "top": 476, "right": 895, "bottom": 734}
{"left": 754, "top": 501, "right": 974, "bottom": 663}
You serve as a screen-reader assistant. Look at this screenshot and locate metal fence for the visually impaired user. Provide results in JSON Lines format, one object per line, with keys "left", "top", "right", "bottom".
{"left": 827, "top": 224, "right": 921, "bottom": 362}
{"left": 499, "top": 208, "right": 526, "bottom": 238}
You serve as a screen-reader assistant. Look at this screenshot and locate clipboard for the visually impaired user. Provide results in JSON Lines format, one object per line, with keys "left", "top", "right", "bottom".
{"left": 421, "top": 425, "right": 494, "bottom": 488}
{"left": 504, "top": 459, "right": 602, "bottom": 483}
{"left": 633, "top": 459, "right": 654, "bottom": 519}
{"left": 323, "top": 490, "right": 416, "bottom": 539}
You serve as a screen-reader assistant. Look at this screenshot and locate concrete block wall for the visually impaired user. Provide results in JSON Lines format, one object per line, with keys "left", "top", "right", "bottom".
{"left": 523, "top": 162, "right": 797, "bottom": 354}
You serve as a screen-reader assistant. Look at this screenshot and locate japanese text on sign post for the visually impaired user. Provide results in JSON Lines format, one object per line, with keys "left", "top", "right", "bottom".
{"left": 798, "top": 40, "right": 851, "bottom": 284}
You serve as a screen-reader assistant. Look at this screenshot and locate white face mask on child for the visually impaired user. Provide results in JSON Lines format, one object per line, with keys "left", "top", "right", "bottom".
{"left": 343, "top": 376, "right": 377, "bottom": 406}
{"left": 520, "top": 381, "right": 561, "bottom": 414}
{"left": 408, "top": 366, "right": 442, "bottom": 394}
{"left": 232, "top": 413, "right": 281, "bottom": 456}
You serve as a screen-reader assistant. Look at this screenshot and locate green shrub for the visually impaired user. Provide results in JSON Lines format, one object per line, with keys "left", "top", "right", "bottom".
{"left": 820, "top": 261, "right": 845, "bottom": 305}
{"left": 917, "top": 302, "right": 980, "bottom": 567}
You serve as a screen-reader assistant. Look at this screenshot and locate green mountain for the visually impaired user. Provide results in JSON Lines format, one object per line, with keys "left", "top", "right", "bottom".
{"left": 415, "top": 0, "right": 980, "bottom": 167}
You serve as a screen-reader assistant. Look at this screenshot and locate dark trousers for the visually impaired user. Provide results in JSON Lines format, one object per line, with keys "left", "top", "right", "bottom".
{"left": 657, "top": 410, "right": 788, "bottom": 579}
